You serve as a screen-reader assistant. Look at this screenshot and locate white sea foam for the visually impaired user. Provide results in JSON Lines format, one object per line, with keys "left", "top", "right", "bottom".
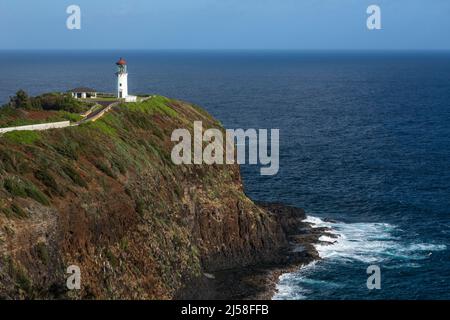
{"left": 273, "top": 215, "right": 447, "bottom": 300}
{"left": 302, "top": 216, "right": 446, "bottom": 263}
{"left": 273, "top": 261, "right": 317, "bottom": 300}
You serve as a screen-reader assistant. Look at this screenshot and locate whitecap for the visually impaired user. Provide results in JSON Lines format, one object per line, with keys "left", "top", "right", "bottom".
{"left": 273, "top": 215, "right": 447, "bottom": 300}
{"left": 304, "top": 216, "right": 446, "bottom": 264}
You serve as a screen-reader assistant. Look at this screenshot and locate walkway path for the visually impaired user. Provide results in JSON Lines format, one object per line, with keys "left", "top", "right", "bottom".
{"left": 0, "top": 101, "right": 120, "bottom": 134}
{"left": 75, "top": 101, "right": 119, "bottom": 125}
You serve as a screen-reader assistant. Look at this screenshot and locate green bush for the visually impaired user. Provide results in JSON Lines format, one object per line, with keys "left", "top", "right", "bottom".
{"left": 4, "top": 178, "right": 27, "bottom": 197}
{"left": 11, "top": 203, "right": 28, "bottom": 218}
{"left": 26, "top": 185, "right": 50, "bottom": 205}
{"left": 32, "top": 93, "right": 84, "bottom": 113}
{"left": 6, "top": 90, "right": 32, "bottom": 109}
{"left": 135, "top": 199, "right": 146, "bottom": 218}
{"left": 62, "top": 165, "right": 87, "bottom": 188}
{"left": 35, "top": 169, "right": 62, "bottom": 196}
{"left": 2, "top": 203, "right": 28, "bottom": 219}
{"left": 94, "top": 159, "right": 116, "bottom": 178}
{"left": 15, "top": 266, "right": 32, "bottom": 294}
{"left": 0, "top": 149, "right": 18, "bottom": 172}
{"left": 3, "top": 177, "right": 50, "bottom": 205}
{"left": 3, "top": 91, "right": 86, "bottom": 113}
{"left": 54, "top": 141, "right": 79, "bottom": 160}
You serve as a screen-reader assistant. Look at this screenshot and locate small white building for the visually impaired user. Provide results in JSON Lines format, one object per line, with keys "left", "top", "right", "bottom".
{"left": 115, "top": 57, "right": 137, "bottom": 102}
{"left": 69, "top": 87, "right": 98, "bottom": 99}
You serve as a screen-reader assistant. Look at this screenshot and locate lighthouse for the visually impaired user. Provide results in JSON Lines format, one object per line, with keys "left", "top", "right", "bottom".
{"left": 115, "top": 58, "right": 137, "bottom": 102}
{"left": 116, "top": 57, "right": 129, "bottom": 99}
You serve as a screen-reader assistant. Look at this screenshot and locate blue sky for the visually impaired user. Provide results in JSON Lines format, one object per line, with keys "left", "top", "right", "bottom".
{"left": 0, "top": 0, "right": 449, "bottom": 50}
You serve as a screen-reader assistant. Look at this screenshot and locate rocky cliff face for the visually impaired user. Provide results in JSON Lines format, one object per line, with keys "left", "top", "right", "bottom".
{"left": 0, "top": 97, "right": 317, "bottom": 299}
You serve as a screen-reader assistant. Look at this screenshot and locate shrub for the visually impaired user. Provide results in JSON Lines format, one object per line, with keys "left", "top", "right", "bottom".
{"left": 0, "top": 149, "right": 18, "bottom": 172}
{"left": 3, "top": 91, "right": 88, "bottom": 113}
{"left": 32, "top": 93, "right": 84, "bottom": 113}
{"left": 15, "top": 266, "right": 32, "bottom": 294}
{"left": 2, "top": 203, "right": 28, "bottom": 219}
{"left": 105, "top": 249, "right": 118, "bottom": 268}
{"left": 7, "top": 90, "right": 32, "bottom": 109}
{"left": 54, "top": 141, "right": 79, "bottom": 160}
{"left": 62, "top": 165, "right": 87, "bottom": 188}
{"left": 135, "top": 199, "right": 146, "bottom": 218}
{"left": 111, "top": 157, "right": 127, "bottom": 175}
{"left": 35, "top": 169, "right": 62, "bottom": 196}
{"left": 4, "top": 177, "right": 27, "bottom": 197}
{"left": 3, "top": 177, "right": 50, "bottom": 205}
{"left": 11, "top": 203, "right": 28, "bottom": 218}
{"left": 4, "top": 257, "right": 33, "bottom": 294}
{"left": 94, "top": 159, "right": 116, "bottom": 178}
{"left": 35, "top": 242, "right": 50, "bottom": 264}
{"left": 26, "top": 185, "right": 50, "bottom": 205}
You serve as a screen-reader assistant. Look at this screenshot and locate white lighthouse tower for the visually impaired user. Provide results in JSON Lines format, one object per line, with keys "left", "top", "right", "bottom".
{"left": 115, "top": 57, "right": 137, "bottom": 102}
{"left": 116, "top": 57, "right": 129, "bottom": 99}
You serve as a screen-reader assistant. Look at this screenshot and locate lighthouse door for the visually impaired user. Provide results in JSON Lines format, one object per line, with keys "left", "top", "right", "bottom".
{"left": 119, "top": 91, "right": 123, "bottom": 98}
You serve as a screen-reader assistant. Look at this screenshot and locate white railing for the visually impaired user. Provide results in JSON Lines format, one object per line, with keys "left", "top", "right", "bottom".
{"left": 0, "top": 121, "right": 71, "bottom": 134}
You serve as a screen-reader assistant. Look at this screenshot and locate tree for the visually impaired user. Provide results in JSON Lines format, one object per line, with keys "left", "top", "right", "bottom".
{"left": 10, "top": 90, "right": 32, "bottom": 109}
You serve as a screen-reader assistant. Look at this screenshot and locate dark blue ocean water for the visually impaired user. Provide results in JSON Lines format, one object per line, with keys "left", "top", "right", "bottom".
{"left": 1, "top": 51, "right": 449, "bottom": 299}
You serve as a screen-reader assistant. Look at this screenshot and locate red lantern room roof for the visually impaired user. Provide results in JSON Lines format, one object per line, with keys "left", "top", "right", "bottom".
{"left": 116, "top": 57, "right": 127, "bottom": 65}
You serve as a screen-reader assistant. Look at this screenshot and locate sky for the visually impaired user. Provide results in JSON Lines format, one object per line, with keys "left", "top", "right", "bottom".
{"left": 0, "top": 0, "right": 449, "bottom": 50}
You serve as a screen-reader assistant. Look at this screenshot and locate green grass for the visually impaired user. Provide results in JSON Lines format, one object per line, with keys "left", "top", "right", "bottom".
{"left": 54, "top": 140, "right": 79, "bottom": 160}
{"left": 3, "top": 177, "right": 50, "bottom": 206}
{"left": 122, "top": 96, "right": 178, "bottom": 118}
{"left": 89, "top": 120, "right": 117, "bottom": 137}
{"left": 56, "top": 111, "right": 83, "bottom": 123}
{"left": 3, "top": 131, "right": 41, "bottom": 145}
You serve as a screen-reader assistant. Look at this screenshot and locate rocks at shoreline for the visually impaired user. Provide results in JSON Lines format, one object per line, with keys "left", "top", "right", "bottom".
{"left": 177, "top": 202, "right": 334, "bottom": 300}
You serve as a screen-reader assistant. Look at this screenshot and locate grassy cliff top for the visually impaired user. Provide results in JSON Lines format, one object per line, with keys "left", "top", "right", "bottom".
{"left": 0, "top": 95, "right": 221, "bottom": 208}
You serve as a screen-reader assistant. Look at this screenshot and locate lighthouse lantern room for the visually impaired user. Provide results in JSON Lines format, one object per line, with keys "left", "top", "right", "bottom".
{"left": 116, "top": 57, "right": 129, "bottom": 99}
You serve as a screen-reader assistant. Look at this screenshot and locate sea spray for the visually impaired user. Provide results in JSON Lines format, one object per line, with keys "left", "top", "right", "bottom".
{"left": 273, "top": 216, "right": 447, "bottom": 300}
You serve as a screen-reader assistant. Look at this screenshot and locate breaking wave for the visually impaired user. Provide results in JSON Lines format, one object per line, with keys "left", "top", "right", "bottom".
{"left": 273, "top": 216, "right": 447, "bottom": 300}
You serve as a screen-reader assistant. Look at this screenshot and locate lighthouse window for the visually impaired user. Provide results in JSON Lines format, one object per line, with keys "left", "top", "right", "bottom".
{"left": 120, "top": 83, "right": 122, "bottom": 87}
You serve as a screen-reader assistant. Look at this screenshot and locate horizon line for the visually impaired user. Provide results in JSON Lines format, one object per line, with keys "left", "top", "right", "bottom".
{"left": 1, "top": 48, "right": 450, "bottom": 52}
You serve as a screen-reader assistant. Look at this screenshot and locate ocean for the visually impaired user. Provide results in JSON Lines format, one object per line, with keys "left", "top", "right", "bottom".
{"left": 1, "top": 50, "right": 449, "bottom": 299}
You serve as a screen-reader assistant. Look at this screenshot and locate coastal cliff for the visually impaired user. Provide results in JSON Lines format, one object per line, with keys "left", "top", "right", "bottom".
{"left": 0, "top": 96, "right": 321, "bottom": 299}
